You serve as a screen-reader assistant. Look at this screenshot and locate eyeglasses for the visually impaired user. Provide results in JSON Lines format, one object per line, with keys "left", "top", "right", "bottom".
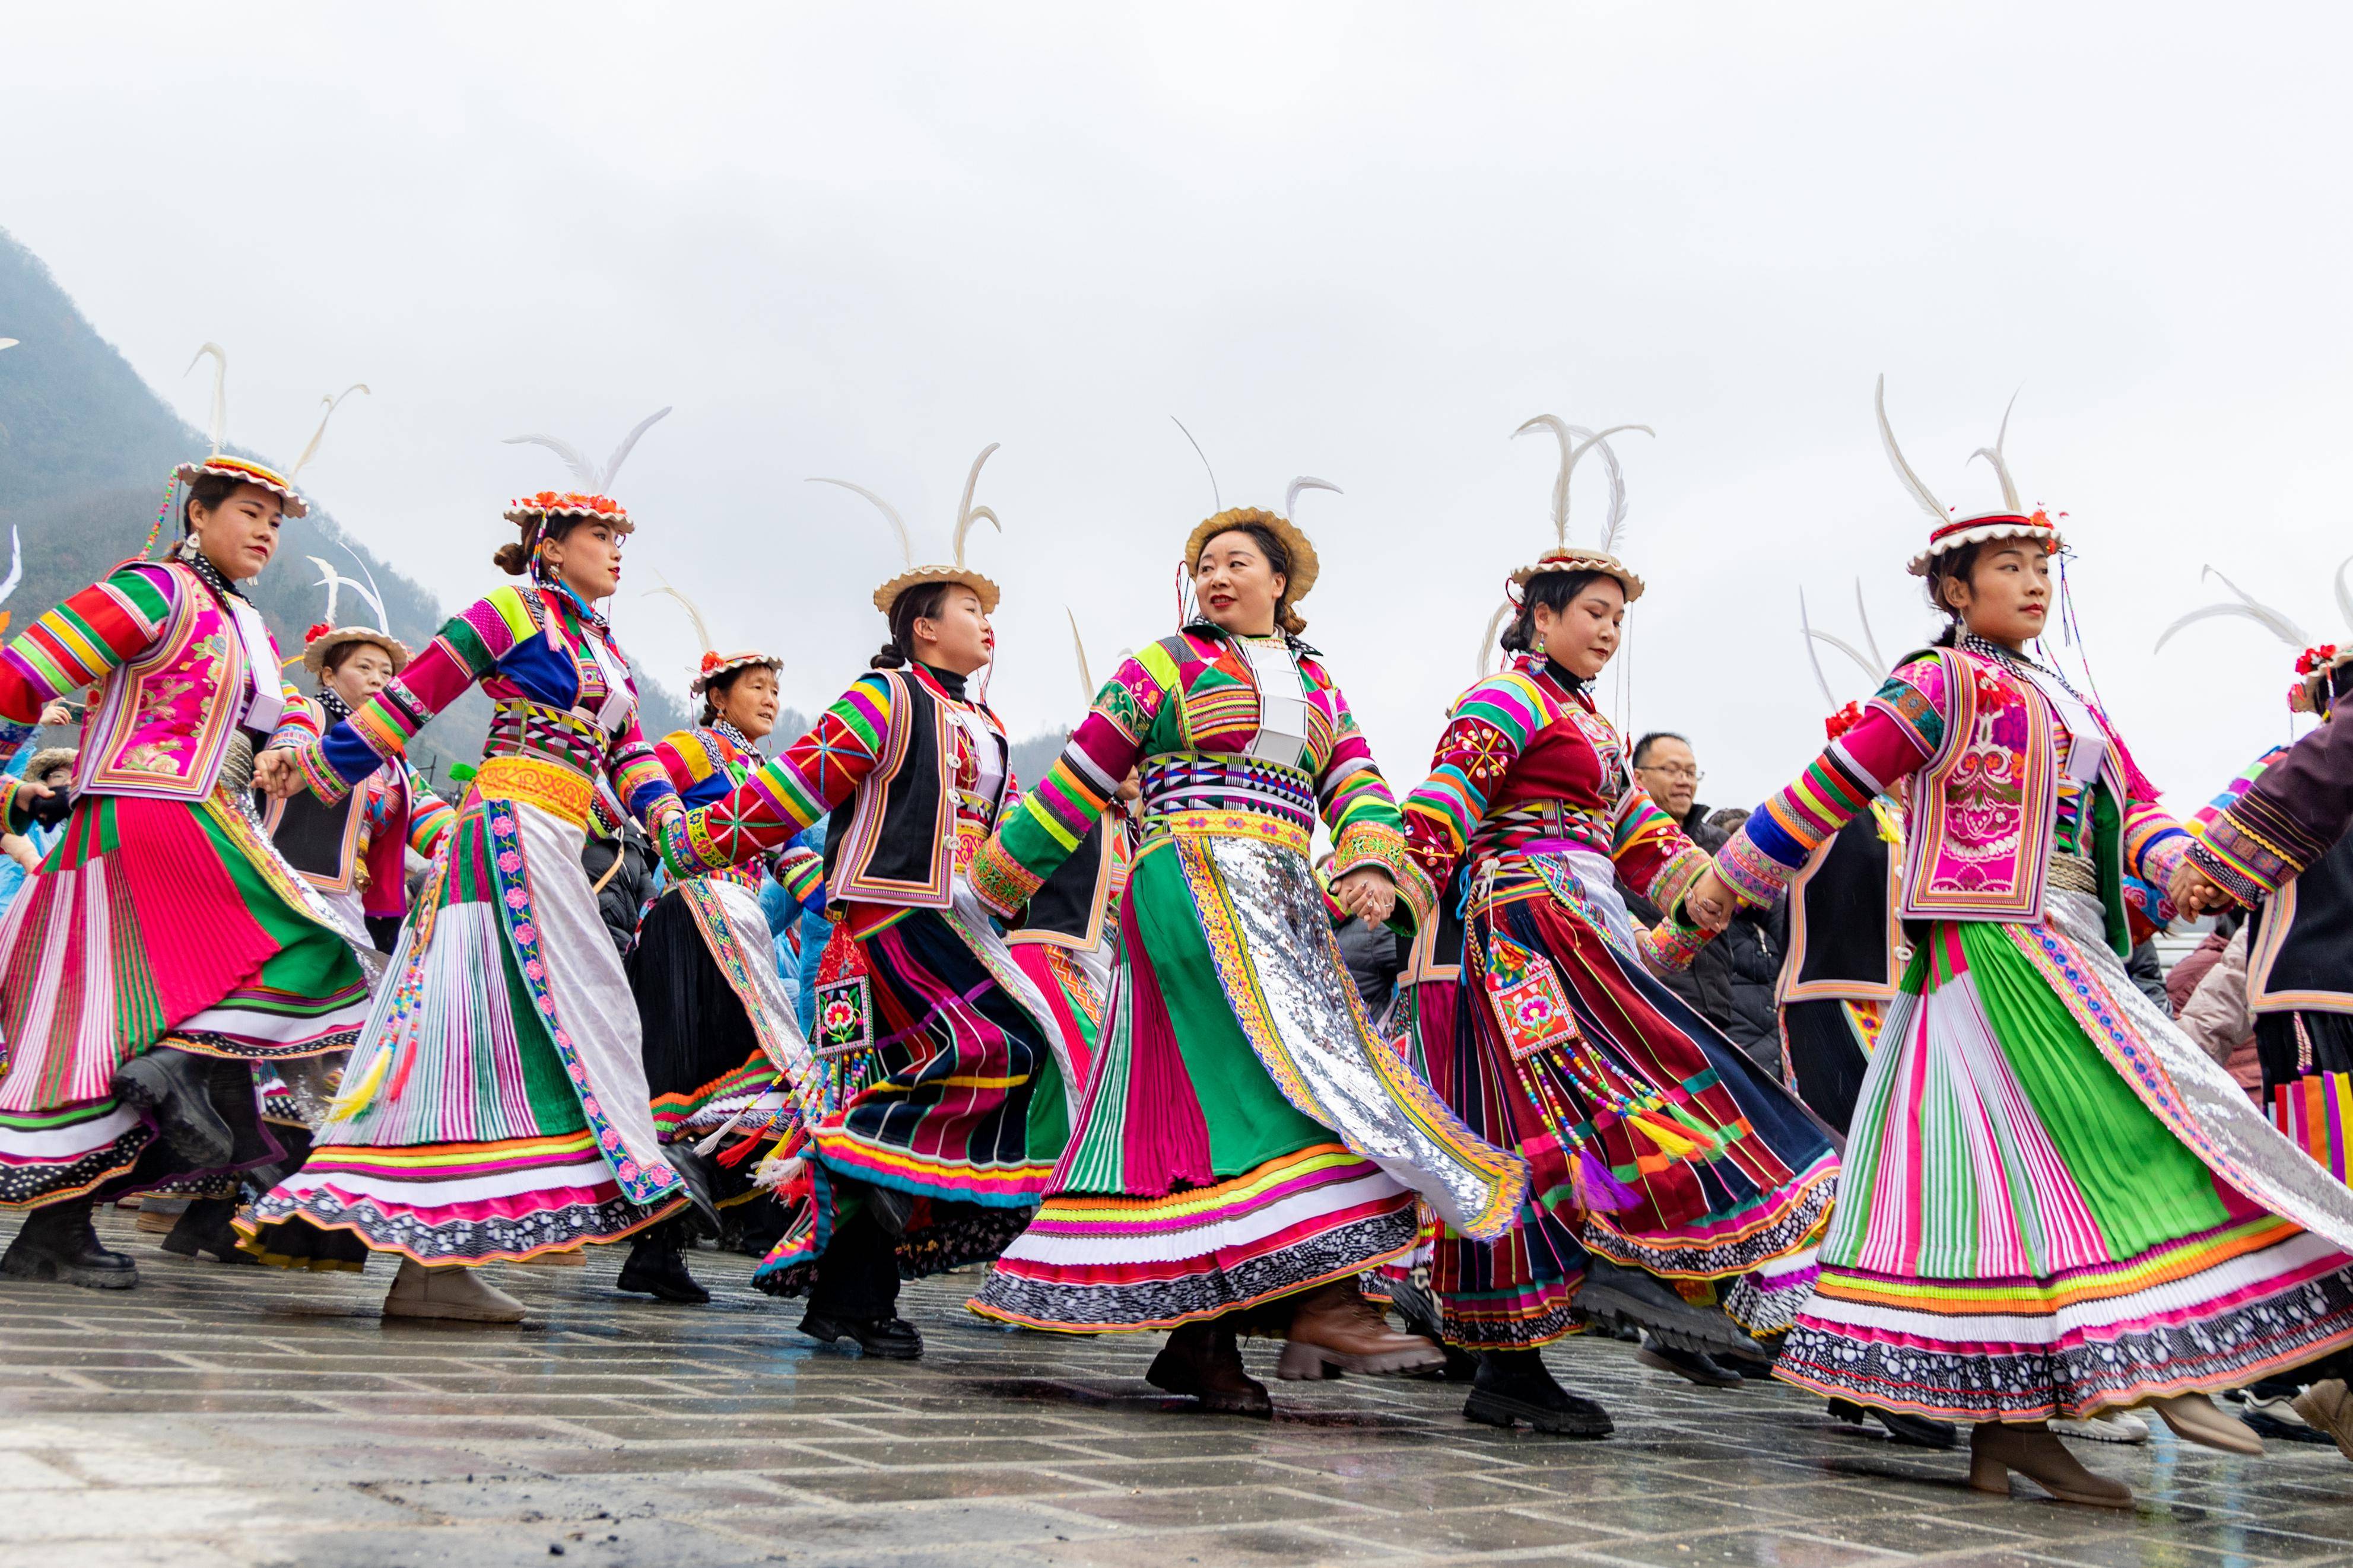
{"left": 1637, "top": 763, "right": 1704, "bottom": 782}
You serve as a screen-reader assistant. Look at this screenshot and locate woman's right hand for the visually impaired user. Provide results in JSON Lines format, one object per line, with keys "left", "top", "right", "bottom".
{"left": 38, "top": 701, "right": 73, "bottom": 727}
{"left": 1682, "top": 866, "right": 1739, "bottom": 933}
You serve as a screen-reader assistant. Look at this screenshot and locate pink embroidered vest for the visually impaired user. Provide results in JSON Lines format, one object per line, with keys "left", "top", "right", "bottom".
{"left": 1898, "top": 645, "right": 2133, "bottom": 925}
{"left": 75, "top": 560, "right": 284, "bottom": 803}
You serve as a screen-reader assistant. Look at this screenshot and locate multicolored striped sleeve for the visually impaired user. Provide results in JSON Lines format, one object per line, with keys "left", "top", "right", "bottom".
{"left": 1717, "top": 656, "right": 1947, "bottom": 907}
{"left": 1401, "top": 674, "right": 1538, "bottom": 890}
{"left": 604, "top": 701, "right": 679, "bottom": 827}
{"left": 301, "top": 587, "right": 534, "bottom": 799}
{"left": 970, "top": 648, "right": 1173, "bottom": 917}
{"left": 654, "top": 731, "right": 714, "bottom": 794}
{"left": 665, "top": 674, "right": 896, "bottom": 877}
{"left": 1609, "top": 788, "right": 1709, "bottom": 913}
{"left": 773, "top": 844, "right": 827, "bottom": 912}
{"left": 266, "top": 686, "right": 320, "bottom": 750}
{"left": 401, "top": 765, "right": 456, "bottom": 856}
{"left": 0, "top": 562, "right": 175, "bottom": 721}
{"left": 1312, "top": 663, "right": 1434, "bottom": 926}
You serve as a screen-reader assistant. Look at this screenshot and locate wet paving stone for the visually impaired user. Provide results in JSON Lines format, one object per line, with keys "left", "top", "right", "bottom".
{"left": 6, "top": 1209, "right": 2353, "bottom": 1566}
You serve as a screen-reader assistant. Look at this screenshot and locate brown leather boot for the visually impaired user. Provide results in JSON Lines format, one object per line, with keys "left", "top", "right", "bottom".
{"left": 1147, "top": 1320, "right": 1271, "bottom": 1415}
{"left": 1282, "top": 1279, "right": 1446, "bottom": 1377}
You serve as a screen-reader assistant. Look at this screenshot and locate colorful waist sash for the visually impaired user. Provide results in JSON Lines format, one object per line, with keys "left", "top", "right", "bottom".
{"left": 1467, "top": 800, "right": 1613, "bottom": 863}
{"left": 1138, "top": 753, "right": 1317, "bottom": 854}
{"left": 471, "top": 756, "right": 593, "bottom": 828}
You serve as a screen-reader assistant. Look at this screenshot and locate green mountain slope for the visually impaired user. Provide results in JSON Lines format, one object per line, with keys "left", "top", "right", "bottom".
{"left": 0, "top": 227, "right": 690, "bottom": 781}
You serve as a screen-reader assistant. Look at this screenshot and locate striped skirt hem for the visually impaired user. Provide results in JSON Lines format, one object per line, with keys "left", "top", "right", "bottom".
{"left": 968, "top": 1143, "right": 1417, "bottom": 1332}
{"left": 1776, "top": 1219, "right": 2353, "bottom": 1421}
{"left": 239, "top": 1132, "right": 679, "bottom": 1264}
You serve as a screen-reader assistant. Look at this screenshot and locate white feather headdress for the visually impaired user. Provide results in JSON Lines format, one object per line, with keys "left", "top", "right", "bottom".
{"left": 501, "top": 408, "right": 671, "bottom": 533}
{"left": 1877, "top": 377, "right": 2062, "bottom": 577}
{"left": 2155, "top": 559, "right": 2353, "bottom": 682}
{"left": 1506, "top": 414, "right": 1652, "bottom": 602}
{"left": 809, "top": 443, "right": 1009, "bottom": 616}
{"left": 644, "top": 577, "right": 782, "bottom": 695}
{"left": 167, "top": 343, "right": 370, "bottom": 521}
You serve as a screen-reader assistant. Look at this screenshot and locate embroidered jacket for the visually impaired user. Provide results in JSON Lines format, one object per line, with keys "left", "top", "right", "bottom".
{"left": 2193, "top": 699, "right": 2353, "bottom": 906}
{"left": 2190, "top": 745, "right": 2353, "bottom": 1017}
{"left": 1720, "top": 644, "right": 2190, "bottom": 954}
{"left": 968, "top": 625, "right": 1427, "bottom": 923}
{"left": 263, "top": 693, "right": 456, "bottom": 914}
{"left": 0, "top": 558, "right": 310, "bottom": 807}
{"left": 291, "top": 577, "right": 679, "bottom": 833}
{"left": 1402, "top": 656, "right": 1709, "bottom": 915}
{"left": 666, "top": 663, "right": 1011, "bottom": 921}
{"left": 652, "top": 721, "right": 823, "bottom": 900}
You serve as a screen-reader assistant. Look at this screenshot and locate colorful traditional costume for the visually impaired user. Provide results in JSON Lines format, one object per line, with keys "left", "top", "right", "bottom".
{"left": 246, "top": 434, "right": 700, "bottom": 1276}
{"left": 965, "top": 492, "right": 1524, "bottom": 1340}
{"left": 0, "top": 381, "right": 380, "bottom": 1287}
{"left": 1717, "top": 387, "right": 2353, "bottom": 1426}
{"left": 1399, "top": 419, "right": 1836, "bottom": 1359}
{"left": 659, "top": 448, "right": 1066, "bottom": 1348}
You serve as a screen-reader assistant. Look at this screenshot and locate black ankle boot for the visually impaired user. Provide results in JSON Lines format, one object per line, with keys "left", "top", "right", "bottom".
{"left": 160, "top": 1197, "right": 256, "bottom": 1265}
{"left": 1, "top": 1198, "right": 138, "bottom": 1290}
{"left": 112, "top": 1048, "right": 234, "bottom": 1168}
{"left": 617, "top": 1223, "right": 710, "bottom": 1304}
{"left": 1465, "top": 1348, "right": 1612, "bottom": 1436}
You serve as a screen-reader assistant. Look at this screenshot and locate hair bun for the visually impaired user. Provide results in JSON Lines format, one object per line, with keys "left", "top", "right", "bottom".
{"left": 869, "top": 641, "right": 909, "bottom": 670}
{"left": 491, "top": 540, "right": 531, "bottom": 575}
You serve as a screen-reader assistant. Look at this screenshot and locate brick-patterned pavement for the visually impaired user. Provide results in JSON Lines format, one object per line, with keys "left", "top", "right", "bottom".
{"left": 6, "top": 1210, "right": 2353, "bottom": 1567}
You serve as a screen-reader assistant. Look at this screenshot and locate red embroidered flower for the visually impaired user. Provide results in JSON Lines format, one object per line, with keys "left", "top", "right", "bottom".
{"left": 700, "top": 651, "right": 723, "bottom": 673}
{"left": 304, "top": 621, "right": 331, "bottom": 644}
{"left": 2297, "top": 643, "right": 2339, "bottom": 676}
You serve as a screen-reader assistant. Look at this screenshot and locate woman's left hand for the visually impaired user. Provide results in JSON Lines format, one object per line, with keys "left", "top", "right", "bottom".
{"left": 1331, "top": 866, "right": 1397, "bottom": 924}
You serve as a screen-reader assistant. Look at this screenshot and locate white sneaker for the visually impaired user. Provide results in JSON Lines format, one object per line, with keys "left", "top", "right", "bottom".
{"left": 2050, "top": 1413, "right": 2151, "bottom": 1444}
{"left": 382, "top": 1257, "right": 526, "bottom": 1322}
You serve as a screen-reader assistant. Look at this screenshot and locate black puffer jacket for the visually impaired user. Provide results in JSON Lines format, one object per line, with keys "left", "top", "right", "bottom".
{"left": 582, "top": 818, "right": 659, "bottom": 958}
{"left": 1717, "top": 902, "right": 1787, "bottom": 1076}
{"left": 1616, "top": 803, "right": 1734, "bottom": 1031}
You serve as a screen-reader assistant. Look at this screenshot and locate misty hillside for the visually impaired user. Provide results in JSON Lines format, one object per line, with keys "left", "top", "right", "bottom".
{"left": 0, "top": 227, "right": 691, "bottom": 781}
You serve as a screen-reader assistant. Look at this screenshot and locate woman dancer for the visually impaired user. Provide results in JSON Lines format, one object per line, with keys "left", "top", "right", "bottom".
{"left": 656, "top": 447, "right": 1068, "bottom": 1359}
{"left": 619, "top": 588, "right": 817, "bottom": 1304}
{"left": 0, "top": 353, "right": 378, "bottom": 1289}
{"left": 1687, "top": 381, "right": 2353, "bottom": 1506}
{"left": 268, "top": 578, "right": 455, "bottom": 955}
{"left": 1398, "top": 418, "right": 1838, "bottom": 1436}
{"left": 243, "top": 412, "right": 709, "bottom": 1322}
{"left": 960, "top": 482, "right": 1526, "bottom": 1417}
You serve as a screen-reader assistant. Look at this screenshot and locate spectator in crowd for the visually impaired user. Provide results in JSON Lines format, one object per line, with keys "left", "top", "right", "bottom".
{"left": 0, "top": 742, "right": 74, "bottom": 918}
{"left": 1617, "top": 732, "right": 1737, "bottom": 1029}
{"left": 582, "top": 814, "right": 659, "bottom": 959}
{"left": 1703, "top": 806, "right": 1786, "bottom": 1078}
{"left": 1318, "top": 851, "right": 1404, "bottom": 1023}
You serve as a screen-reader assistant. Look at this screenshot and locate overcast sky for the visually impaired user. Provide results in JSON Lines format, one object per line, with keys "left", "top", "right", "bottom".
{"left": 8, "top": 4, "right": 2351, "bottom": 812}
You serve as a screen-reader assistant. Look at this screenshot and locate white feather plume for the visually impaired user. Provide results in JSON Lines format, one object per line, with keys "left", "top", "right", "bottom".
{"left": 2154, "top": 565, "right": 2310, "bottom": 653}
{"left": 187, "top": 343, "right": 229, "bottom": 456}
{"left": 1066, "top": 608, "right": 1095, "bottom": 705}
{"left": 598, "top": 407, "right": 672, "bottom": 492}
{"left": 336, "top": 542, "right": 392, "bottom": 634}
{"left": 809, "top": 477, "right": 914, "bottom": 568}
{"left": 503, "top": 431, "right": 599, "bottom": 486}
{"left": 2336, "top": 554, "right": 2353, "bottom": 638}
{"left": 286, "top": 384, "right": 370, "bottom": 481}
{"left": 1513, "top": 416, "right": 1652, "bottom": 549}
{"left": 1853, "top": 579, "right": 1887, "bottom": 676}
{"left": 1968, "top": 389, "right": 2023, "bottom": 513}
{"left": 306, "top": 555, "right": 389, "bottom": 634}
{"left": 0, "top": 339, "right": 17, "bottom": 352}
{"left": 0, "top": 526, "right": 24, "bottom": 609}
{"left": 644, "top": 580, "right": 716, "bottom": 657}
{"left": 1284, "top": 476, "right": 1340, "bottom": 518}
{"left": 1476, "top": 598, "right": 1514, "bottom": 680}
{"left": 1798, "top": 590, "right": 1836, "bottom": 710}
{"left": 954, "top": 443, "right": 1002, "bottom": 568}
{"left": 1875, "top": 375, "right": 1948, "bottom": 526}
{"left": 1171, "top": 416, "right": 1220, "bottom": 512}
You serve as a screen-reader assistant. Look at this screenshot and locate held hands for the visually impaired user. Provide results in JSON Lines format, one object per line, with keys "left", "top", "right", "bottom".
{"left": 253, "top": 748, "right": 305, "bottom": 800}
{"left": 2168, "top": 858, "right": 2243, "bottom": 920}
{"left": 38, "top": 702, "right": 74, "bottom": 728}
{"left": 1330, "top": 866, "right": 1398, "bottom": 925}
{"left": 1682, "top": 866, "right": 1739, "bottom": 933}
